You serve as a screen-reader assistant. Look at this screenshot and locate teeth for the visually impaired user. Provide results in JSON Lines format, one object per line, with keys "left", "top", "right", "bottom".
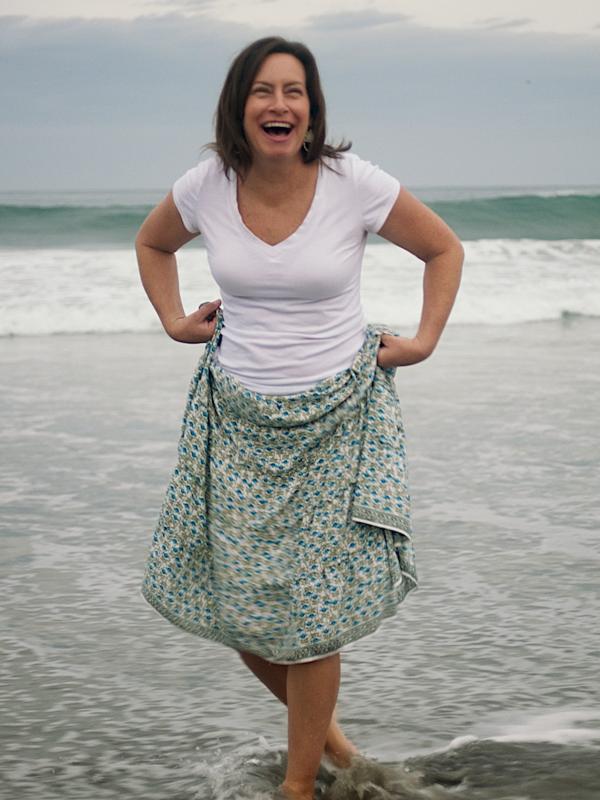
{"left": 263, "top": 122, "right": 292, "bottom": 130}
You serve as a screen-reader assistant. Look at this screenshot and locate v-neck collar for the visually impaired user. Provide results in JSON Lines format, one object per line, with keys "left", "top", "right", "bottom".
{"left": 231, "top": 163, "right": 322, "bottom": 250}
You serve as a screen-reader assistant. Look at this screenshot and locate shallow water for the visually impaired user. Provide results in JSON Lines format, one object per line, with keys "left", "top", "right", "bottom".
{"left": 1, "top": 319, "right": 599, "bottom": 799}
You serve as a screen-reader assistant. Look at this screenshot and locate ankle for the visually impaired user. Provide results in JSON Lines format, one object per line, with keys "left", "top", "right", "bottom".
{"left": 323, "top": 742, "right": 359, "bottom": 769}
{"left": 324, "top": 724, "right": 359, "bottom": 768}
{"left": 279, "top": 779, "right": 314, "bottom": 799}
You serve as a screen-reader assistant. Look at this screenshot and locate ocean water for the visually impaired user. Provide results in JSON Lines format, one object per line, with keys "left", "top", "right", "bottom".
{"left": 1, "top": 185, "right": 599, "bottom": 249}
{"left": 1, "top": 185, "right": 599, "bottom": 338}
{"left": 1, "top": 185, "right": 599, "bottom": 798}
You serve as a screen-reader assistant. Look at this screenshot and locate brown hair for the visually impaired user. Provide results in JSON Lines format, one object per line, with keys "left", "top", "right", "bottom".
{"left": 206, "top": 36, "right": 351, "bottom": 178}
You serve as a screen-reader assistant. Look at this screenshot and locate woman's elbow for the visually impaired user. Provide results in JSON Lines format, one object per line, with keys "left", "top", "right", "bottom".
{"left": 455, "top": 238, "right": 465, "bottom": 265}
{"left": 134, "top": 214, "right": 153, "bottom": 251}
{"left": 445, "top": 234, "right": 465, "bottom": 268}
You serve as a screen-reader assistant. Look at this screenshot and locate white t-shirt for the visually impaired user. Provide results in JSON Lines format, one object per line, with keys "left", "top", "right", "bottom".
{"left": 172, "top": 152, "right": 400, "bottom": 394}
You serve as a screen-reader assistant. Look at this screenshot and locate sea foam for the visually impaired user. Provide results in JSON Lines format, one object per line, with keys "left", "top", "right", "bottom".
{"left": 1, "top": 240, "right": 599, "bottom": 337}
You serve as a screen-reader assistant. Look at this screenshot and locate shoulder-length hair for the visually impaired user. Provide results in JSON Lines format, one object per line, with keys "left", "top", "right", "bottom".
{"left": 206, "top": 36, "right": 351, "bottom": 178}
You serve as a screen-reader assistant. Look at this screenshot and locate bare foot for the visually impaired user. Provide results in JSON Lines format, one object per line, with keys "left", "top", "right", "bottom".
{"left": 276, "top": 781, "right": 314, "bottom": 800}
{"left": 323, "top": 719, "right": 360, "bottom": 768}
{"left": 323, "top": 741, "right": 360, "bottom": 769}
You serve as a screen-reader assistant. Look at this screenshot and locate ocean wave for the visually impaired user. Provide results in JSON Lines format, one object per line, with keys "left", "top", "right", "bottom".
{"left": 0, "top": 204, "right": 154, "bottom": 249}
{"left": 426, "top": 193, "right": 600, "bottom": 241}
{"left": 445, "top": 709, "right": 600, "bottom": 749}
{"left": 0, "top": 241, "right": 599, "bottom": 336}
{"left": 396, "top": 709, "right": 600, "bottom": 800}
{"left": 1, "top": 191, "right": 599, "bottom": 247}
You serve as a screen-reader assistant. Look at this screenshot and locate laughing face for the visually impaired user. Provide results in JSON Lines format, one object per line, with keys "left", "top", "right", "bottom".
{"left": 243, "top": 52, "right": 311, "bottom": 164}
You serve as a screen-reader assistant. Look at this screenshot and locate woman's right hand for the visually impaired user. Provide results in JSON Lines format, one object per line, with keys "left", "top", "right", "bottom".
{"left": 165, "top": 299, "right": 222, "bottom": 343}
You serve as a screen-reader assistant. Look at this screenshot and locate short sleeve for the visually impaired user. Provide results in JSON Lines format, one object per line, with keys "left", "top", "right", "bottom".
{"left": 351, "top": 154, "right": 401, "bottom": 233}
{"left": 172, "top": 161, "right": 209, "bottom": 234}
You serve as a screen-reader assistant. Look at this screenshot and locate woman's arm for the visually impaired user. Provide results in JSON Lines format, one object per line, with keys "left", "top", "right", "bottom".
{"left": 375, "top": 187, "right": 464, "bottom": 368}
{"left": 135, "top": 192, "right": 221, "bottom": 343}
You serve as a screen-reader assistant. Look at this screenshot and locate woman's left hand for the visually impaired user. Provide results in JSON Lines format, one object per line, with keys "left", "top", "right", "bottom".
{"left": 377, "top": 333, "right": 432, "bottom": 369}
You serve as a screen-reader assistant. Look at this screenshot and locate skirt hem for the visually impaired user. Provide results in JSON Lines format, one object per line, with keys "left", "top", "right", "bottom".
{"left": 140, "top": 576, "right": 417, "bottom": 664}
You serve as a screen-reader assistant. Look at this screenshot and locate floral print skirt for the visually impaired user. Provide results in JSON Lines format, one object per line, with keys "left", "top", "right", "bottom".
{"left": 141, "top": 312, "right": 418, "bottom": 663}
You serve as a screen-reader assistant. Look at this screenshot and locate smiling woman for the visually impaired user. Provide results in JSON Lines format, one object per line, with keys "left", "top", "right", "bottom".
{"left": 135, "top": 34, "right": 463, "bottom": 800}
{"left": 244, "top": 61, "right": 309, "bottom": 153}
{"left": 209, "top": 36, "right": 351, "bottom": 178}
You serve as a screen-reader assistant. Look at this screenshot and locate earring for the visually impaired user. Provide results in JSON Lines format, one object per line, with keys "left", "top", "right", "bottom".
{"left": 302, "top": 128, "right": 314, "bottom": 153}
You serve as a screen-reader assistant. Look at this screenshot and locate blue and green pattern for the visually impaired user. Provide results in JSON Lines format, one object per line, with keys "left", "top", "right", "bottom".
{"left": 141, "top": 311, "right": 418, "bottom": 663}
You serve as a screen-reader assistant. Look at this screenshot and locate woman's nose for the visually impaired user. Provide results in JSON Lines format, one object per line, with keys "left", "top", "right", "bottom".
{"left": 269, "top": 90, "right": 288, "bottom": 112}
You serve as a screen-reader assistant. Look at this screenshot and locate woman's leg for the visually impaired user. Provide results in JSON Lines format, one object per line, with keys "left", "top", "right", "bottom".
{"left": 239, "top": 651, "right": 359, "bottom": 767}
{"left": 281, "top": 653, "right": 341, "bottom": 799}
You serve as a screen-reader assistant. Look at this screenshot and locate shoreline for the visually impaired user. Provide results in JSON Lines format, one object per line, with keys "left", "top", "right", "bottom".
{"left": 1, "top": 311, "right": 598, "bottom": 797}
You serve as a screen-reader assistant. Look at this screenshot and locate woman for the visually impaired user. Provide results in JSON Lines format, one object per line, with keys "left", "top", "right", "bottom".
{"left": 136, "top": 36, "right": 463, "bottom": 800}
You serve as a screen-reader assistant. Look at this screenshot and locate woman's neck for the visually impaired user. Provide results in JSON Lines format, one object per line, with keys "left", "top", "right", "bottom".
{"left": 240, "top": 156, "right": 317, "bottom": 203}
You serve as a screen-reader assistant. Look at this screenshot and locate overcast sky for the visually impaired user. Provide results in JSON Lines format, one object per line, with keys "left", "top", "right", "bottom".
{"left": 1, "top": 0, "right": 599, "bottom": 189}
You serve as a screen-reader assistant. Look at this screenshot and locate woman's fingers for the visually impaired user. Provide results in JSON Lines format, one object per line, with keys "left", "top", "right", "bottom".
{"left": 377, "top": 334, "right": 397, "bottom": 368}
{"left": 377, "top": 334, "right": 430, "bottom": 368}
{"left": 167, "top": 303, "right": 221, "bottom": 343}
{"left": 197, "top": 298, "right": 222, "bottom": 321}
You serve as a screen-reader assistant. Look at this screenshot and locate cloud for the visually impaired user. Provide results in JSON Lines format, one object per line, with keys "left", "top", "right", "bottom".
{"left": 306, "top": 9, "right": 410, "bottom": 32}
{"left": 1, "top": 12, "right": 599, "bottom": 187}
{"left": 475, "top": 17, "right": 533, "bottom": 31}
{"left": 0, "top": 13, "right": 245, "bottom": 125}
{"left": 143, "top": 0, "right": 215, "bottom": 11}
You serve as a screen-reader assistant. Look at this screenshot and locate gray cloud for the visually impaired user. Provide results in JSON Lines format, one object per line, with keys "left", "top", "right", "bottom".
{"left": 1, "top": 12, "right": 598, "bottom": 188}
{"left": 0, "top": 13, "right": 242, "bottom": 125}
{"left": 143, "top": 0, "right": 215, "bottom": 10}
{"left": 475, "top": 17, "right": 533, "bottom": 30}
{"left": 306, "top": 10, "right": 410, "bottom": 32}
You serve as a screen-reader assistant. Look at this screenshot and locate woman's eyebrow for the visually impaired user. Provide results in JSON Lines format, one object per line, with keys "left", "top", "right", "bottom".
{"left": 252, "top": 80, "right": 304, "bottom": 88}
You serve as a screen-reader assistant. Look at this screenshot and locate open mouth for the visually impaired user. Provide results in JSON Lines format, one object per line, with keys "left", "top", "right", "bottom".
{"left": 261, "top": 122, "right": 294, "bottom": 141}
